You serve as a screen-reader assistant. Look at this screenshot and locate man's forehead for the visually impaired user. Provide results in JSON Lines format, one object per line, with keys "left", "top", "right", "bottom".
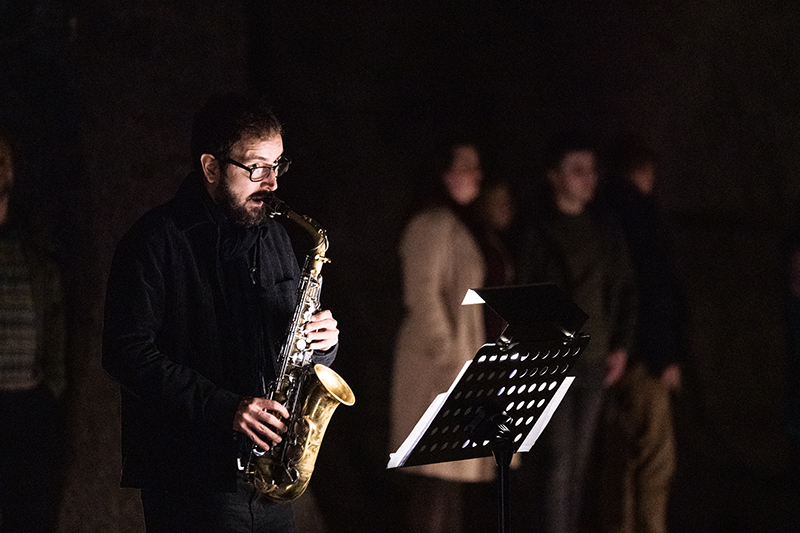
{"left": 231, "top": 133, "right": 283, "bottom": 157}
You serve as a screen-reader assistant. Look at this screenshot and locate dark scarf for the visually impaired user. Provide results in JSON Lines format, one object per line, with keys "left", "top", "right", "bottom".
{"left": 202, "top": 187, "right": 272, "bottom": 396}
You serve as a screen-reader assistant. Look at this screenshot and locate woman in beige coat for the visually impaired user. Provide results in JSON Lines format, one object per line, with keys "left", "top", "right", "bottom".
{"left": 390, "top": 141, "right": 513, "bottom": 533}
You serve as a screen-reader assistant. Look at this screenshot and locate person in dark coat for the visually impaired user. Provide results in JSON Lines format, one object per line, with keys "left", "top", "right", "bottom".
{"left": 0, "top": 129, "right": 68, "bottom": 533}
{"left": 589, "top": 134, "right": 679, "bottom": 533}
{"left": 102, "top": 93, "right": 339, "bottom": 533}
{"left": 600, "top": 135, "right": 683, "bottom": 390}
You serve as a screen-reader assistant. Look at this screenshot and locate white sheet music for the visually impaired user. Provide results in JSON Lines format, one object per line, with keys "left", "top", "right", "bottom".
{"left": 517, "top": 376, "right": 574, "bottom": 452}
{"left": 387, "top": 358, "right": 473, "bottom": 469}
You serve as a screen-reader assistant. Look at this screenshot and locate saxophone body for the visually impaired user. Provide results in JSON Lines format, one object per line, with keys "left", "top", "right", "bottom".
{"left": 247, "top": 197, "right": 355, "bottom": 502}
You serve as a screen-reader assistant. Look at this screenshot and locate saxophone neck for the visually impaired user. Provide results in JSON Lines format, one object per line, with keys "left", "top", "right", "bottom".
{"left": 269, "top": 196, "right": 329, "bottom": 277}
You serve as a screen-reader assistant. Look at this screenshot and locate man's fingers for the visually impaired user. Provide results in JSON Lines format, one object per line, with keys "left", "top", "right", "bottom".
{"left": 310, "top": 309, "right": 333, "bottom": 321}
{"left": 248, "top": 430, "right": 273, "bottom": 451}
{"left": 244, "top": 415, "right": 285, "bottom": 450}
{"left": 257, "top": 410, "right": 287, "bottom": 434}
{"left": 234, "top": 397, "right": 290, "bottom": 441}
{"left": 306, "top": 311, "right": 337, "bottom": 333}
{"left": 305, "top": 310, "right": 339, "bottom": 350}
{"left": 256, "top": 399, "right": 290, "bottom": 420}
{"left": 255, "top": 422, "right": 283, "bottom": 443}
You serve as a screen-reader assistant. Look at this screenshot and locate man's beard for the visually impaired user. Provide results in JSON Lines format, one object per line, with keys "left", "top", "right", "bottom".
{"left": 216, "top": 175, "right": 273, "bottom": 227}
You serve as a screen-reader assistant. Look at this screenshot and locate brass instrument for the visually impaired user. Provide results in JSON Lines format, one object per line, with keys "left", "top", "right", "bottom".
{"left": 246, "top": 197, "right": 355, "bottom": 501}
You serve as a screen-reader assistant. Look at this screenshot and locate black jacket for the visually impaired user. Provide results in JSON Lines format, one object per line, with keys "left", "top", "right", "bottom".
{"left": 602, "top": 181, "right": 682, "bottom": 374}
{"left": 102, "top": 172, "right": 335, "bottom": 491}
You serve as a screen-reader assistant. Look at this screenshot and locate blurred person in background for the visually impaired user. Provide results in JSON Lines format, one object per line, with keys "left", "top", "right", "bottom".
{"left": 583, "top": 134, "right": 678, "bottom": 533}
{"left": 600, "top": 135, "right": 683, "bottom": 391}
{"left": 0, "top": 128, "right": 68, "bottom": 533}
{"left": 390, "top": 138, "right": 514, "bottom": 533}
{"left": 515, "top": 133, "right": 638, "bottom": 533}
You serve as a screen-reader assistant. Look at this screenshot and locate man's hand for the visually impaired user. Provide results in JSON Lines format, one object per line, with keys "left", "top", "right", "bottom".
{"left": 233, "top": 397, "right": 290, "bottom": 451}
{"left": 604, "top": 348, "right": 628, "bottom": 387}
{"left": 305, "top": 309, "right": 339, "bottom": 351}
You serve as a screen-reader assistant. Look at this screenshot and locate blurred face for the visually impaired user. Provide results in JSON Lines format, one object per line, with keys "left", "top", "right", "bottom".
{"left": 548, "top": 150, "right": 597, "bottom": 214}
{"left": 203, "top": 134, "right": 283, "bottom": 227}
{"left": 0, "top": 139, "right": 13, "bottom": 200}
{"left": 481, "top": 183, "right": 514, "bottom": 231}
{"left": 629, "top": 162, "right": 655, "bottom": 195}
{"left": 443, "top": 144, "right": 482, "bottom": 206}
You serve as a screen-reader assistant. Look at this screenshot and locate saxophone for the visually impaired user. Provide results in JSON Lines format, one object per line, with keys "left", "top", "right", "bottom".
{"left": 246, "top": 197, "right": 355, "bottom": 501}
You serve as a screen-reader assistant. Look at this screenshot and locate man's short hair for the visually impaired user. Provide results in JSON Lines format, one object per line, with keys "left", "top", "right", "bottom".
{"left": 190, "top": 92, "right": 283, "bottom": 169}
{"left": 543, "top": 132, "right": 595, "bottom": 171}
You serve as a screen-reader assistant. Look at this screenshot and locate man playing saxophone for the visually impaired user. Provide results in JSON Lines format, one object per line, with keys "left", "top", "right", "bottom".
{"left": 102, "top": 92, "right": 339, "bottom": 533}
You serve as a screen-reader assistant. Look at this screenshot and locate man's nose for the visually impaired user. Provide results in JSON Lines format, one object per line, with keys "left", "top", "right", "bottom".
{"left": 260, "top": 173, "right": 278, "bottom": 191}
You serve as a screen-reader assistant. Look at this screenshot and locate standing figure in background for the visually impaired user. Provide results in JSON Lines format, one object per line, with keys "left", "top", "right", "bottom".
{"left": 477, "top": 178, "right": 516, "bottom": 235}
{"left": 600, "top": 135, "right": 683, "bottom": 391}
{"left": 476, "top": 178, "right": 517, "bottom": 256}
{"left": 0, "top": 130, "right": 68, "bottom": 532}
{"left": 589, "top": 135, "right": 677, "bottom": 533}
{"left": 515, "top": 133, "right": 638, "bottom": 533}
{"left": 390, "top": 139, "right": 513, "bottom": 533}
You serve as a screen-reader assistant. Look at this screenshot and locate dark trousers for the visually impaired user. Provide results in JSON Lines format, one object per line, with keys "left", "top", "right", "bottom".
{"left": 0, "top": 387, "right": 65, "bottom": 533}
{"left": 406, "top": 475, "right": 496, "bottom": 533}
{"left": 544, "top": 361, "right": 606, "bottom": 533}
{"left": 140, "top": 471, "right": 295, "bottom": 533}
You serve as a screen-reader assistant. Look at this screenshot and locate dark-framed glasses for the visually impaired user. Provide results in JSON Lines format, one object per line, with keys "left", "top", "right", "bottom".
{"left": 223, "top": 156, "right": 291, "bottom": 182}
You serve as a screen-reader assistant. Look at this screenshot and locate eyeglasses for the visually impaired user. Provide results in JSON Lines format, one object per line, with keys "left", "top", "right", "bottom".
{"left": 222, "top": 156, "right": 292, "bottom": 182}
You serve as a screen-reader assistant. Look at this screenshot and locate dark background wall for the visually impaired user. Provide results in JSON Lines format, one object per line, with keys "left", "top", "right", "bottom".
{"left": 2, "top": 1, "right": 799, "bottom": 531}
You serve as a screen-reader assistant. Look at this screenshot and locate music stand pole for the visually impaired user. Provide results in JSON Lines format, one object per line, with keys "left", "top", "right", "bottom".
{"left": 468, "top": 408, "right": 515, "bottom": 533}
{"left": 494, "top": 420, "right": 514, "bottom": 533}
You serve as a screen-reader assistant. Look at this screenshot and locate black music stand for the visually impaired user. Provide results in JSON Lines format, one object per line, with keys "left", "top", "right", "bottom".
{"left": 388, "top": 283, "right": 590, "bottom": 533}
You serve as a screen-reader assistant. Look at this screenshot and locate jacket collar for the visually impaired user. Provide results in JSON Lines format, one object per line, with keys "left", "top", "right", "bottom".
{"left": 170, "top": 170, "right": 264, "bottom": 261}
{"left": 171, "top": 171, "right": 218, "bottom": 233}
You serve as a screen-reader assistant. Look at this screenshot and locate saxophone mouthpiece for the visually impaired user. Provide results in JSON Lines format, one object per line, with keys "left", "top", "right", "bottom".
{"left": 268, "top": 195, "right": 288, "bottom": 218}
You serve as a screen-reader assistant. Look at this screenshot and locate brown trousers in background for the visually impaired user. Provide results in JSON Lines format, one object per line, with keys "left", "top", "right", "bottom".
{"left": 591, "top": 363, "right": 676, "bottom": 533}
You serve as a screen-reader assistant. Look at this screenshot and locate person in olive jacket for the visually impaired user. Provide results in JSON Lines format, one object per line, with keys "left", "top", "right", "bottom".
{"left": 515, "top": 133, "right": 638, "bottom": 533}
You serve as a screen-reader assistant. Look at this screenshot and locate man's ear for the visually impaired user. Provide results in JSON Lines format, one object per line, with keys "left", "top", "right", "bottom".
{"left": 200, "top": 154, "right": 219, "bottom": 184}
